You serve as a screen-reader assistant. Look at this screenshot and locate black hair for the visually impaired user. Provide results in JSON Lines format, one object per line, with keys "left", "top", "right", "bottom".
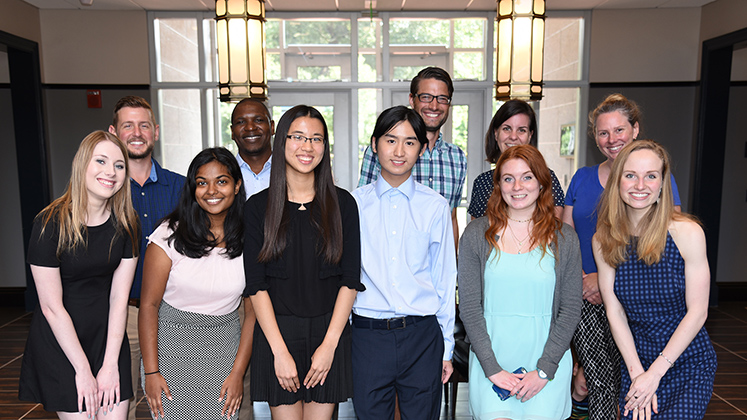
{"left": 231, "top": 98, "right": 272, "bottom": 123}
{"left": 370, "top": 105, "right": 428, "bottom": 150}
{"left": 485, "top": 99, "right": 538, "bottom": 164}
{"left": 410, "top": 66, "right": 454, "bottom": 97}
{"left": 258, "top": 105, "right": 343, "bottom": 264}
{"left": 166, "top": 147, "right": 245, "bottom": 259}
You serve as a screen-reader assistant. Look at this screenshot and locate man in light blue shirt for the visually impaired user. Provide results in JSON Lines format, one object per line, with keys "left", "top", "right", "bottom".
{"left": 231, "top": 98, "right": 273, "bottom": 200}
{"left": 351, "top": 106, "right": 457, "bottom": 420}
{"left": 230, "top": 98, "right": 273, "bottom": 420}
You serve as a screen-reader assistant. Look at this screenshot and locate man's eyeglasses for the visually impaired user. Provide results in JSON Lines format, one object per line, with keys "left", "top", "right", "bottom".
{"left": 414, "top": 93, "right": 451, "bottom": 105}
{"left": 287, "top": 134, "right": 324, "bottom": 144}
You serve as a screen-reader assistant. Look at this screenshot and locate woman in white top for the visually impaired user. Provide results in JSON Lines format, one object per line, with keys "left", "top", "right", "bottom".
{"left": 139, "top": 147, "right": 255, "bottom": 420}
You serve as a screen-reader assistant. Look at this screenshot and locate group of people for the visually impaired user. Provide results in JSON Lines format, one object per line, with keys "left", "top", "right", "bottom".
{"left": 17, "top": 65, "right": 716, "bottom": 420}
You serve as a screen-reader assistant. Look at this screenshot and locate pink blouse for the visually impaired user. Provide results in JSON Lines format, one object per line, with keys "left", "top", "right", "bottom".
{"left": 149, "top": 222, "right": 245, "bottom": 316}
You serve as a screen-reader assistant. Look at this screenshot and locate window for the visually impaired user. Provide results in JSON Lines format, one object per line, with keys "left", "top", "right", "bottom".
{"left": 148, "top": 11, "right": 590, "bottom": 201}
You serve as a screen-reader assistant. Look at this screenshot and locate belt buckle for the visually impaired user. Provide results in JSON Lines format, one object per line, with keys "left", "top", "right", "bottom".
{"left": 387, "top": 317, "right": 406, "bottom": 330}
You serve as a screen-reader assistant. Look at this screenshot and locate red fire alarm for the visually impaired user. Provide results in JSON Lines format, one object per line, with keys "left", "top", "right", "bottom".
{"left": 87, "top": 90, "right": 102, "bottom": 108}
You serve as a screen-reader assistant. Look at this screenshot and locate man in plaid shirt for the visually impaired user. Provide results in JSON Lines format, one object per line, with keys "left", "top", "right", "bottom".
{"left": 358, "top": 66, "right": 467, "bottom": 248}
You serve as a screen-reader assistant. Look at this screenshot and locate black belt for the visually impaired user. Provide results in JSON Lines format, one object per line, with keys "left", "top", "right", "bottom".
{"left": 352, "top": 314, "right": 430, "bottom": 330}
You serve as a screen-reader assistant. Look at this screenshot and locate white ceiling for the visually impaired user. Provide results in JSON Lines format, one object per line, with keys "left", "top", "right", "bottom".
{"left": 22, "top": 0, "right": 717, "bottom": 12}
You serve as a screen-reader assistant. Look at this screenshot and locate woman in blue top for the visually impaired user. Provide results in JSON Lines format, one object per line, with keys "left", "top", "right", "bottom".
{"left": 562, "top": 94, "right": 682, "bottom": 420}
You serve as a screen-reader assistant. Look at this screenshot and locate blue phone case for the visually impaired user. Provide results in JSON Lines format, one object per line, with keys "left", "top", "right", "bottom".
{"left": 491, "top": 367, "right": 528, "bottom": 401}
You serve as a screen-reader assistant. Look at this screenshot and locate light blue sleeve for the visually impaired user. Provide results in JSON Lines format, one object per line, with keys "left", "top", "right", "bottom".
{"left": 430, "top": 201, "right": 457, "bottom": 361}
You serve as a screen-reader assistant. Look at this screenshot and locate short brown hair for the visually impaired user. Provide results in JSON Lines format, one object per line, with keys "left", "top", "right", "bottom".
{"left": 112, "top": 96, "right": 155, "bottom": 127}
{"left": 410, "top": 67, "right": 454, "bottom": 98}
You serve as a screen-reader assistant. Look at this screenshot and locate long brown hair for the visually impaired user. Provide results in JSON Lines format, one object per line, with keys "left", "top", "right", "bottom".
{"left": 37, "top": 130, "right": 139, "bottom": 257}
{"left": 258, "top": 105, "right": 343, "bottom": 264}
{"left": 484, "top": 145, "right": 560, "bottom": 259}
{"left": 596, "top": 140, "right": 693, "bottom": 267}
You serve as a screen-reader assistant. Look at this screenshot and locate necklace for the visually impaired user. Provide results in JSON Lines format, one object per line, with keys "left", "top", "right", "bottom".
{"left": 508, "top": 215, "right": 531, "bottom": 223}
{"left": 506, "top": 221, "right": 531, "bottom": 254}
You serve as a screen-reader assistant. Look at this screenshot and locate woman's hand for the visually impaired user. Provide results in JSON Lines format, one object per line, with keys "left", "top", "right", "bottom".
{"left": 488, "top": 370, "right": 524, "bottom": 395}
{"left": 95, "top": 363, "right": 120, "bottom": 415}
{"left": 629, "top": 393, "right": 658, "bottom": 420}
{"left": 624, "top": 370, "right": 660, "bottom": 417}
{"left": 219, "top": 370, "right": 244, "bottom": 418}
{"left": 304, "top": 341, "right": 336, "bottom": 389}
{"left": 75, "top": 369, "right": 99, "bottom": 419}
{"left": 273, "top": 350, "right": 300, "bottom": 393}
{"left": 512, "top": 370, "right": 548, "bottom": 402}
{"left": 582, "top": 272, "right": 602, "bottom": 305}
{"left": 144, "top": 372, "right": 172, "bottom": 418}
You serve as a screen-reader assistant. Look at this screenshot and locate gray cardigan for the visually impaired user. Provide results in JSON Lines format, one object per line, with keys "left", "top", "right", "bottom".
{"left": 458, "top": 217, "right": 582, "bottom": 380}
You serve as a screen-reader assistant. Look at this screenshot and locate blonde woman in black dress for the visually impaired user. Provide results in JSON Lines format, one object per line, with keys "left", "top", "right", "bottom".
{"left": 19, "top": 131, "right": 139, "bottom": 420}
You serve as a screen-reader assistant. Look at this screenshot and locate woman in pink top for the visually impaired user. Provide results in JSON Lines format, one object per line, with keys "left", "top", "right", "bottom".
{"left": 139, "top": 148, "right": 255, "bottom": 420}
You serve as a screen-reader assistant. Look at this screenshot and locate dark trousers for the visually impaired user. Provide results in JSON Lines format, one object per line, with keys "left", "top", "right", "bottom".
{"left": 352, "top": 315, "right": 443, "bottom": 420}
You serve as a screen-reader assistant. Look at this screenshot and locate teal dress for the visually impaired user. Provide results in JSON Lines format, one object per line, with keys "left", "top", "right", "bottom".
{"left": 468, "top": 247, "right": 572, "bottom": 420}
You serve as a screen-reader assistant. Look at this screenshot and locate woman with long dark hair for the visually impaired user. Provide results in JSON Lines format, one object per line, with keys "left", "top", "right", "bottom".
{"left": 139, "top": 147, "right": 254, "bottom": 420}
{"left": 243, "top": 105, "right": 362, "bottom": 419}
{"left": 459, "top": 145, "right": 582, "bottom": 420}
{"left": 19, "top": 131, "right": 139, "bottom": 420}
{"left": 594, "top": 140, "right": 715, "bottom": 419}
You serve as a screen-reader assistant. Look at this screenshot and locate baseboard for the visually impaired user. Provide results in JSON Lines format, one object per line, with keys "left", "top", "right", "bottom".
{"left": 717, "top": 282, "right": 747, "bottom": 302}
{"left": 0, "top": 288, "right": 26, "bottom": 307}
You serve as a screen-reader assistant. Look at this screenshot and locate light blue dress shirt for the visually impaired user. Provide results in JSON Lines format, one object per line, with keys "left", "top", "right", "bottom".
{"left": 352, "top": 175, "right": 457, "bottom": 360}
{"left": 236, "top": 153, "right": 272, "bottom": 199}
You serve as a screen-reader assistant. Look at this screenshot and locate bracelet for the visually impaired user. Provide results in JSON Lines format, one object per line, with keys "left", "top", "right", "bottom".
{"left": 144, "top": 370, "right": 160, "bottom": 375}
{"left": 659, "top": 352, "right": 675, "bottom": 367}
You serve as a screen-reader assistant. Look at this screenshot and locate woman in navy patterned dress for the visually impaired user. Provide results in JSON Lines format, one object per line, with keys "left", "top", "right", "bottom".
{"left": 593, "top": 140, "right": 716, "bottom": 419}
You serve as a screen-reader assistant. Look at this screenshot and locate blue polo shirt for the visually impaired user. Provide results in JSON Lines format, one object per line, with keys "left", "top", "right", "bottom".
{"left": 130, "top": 158, "right": 185, "bottom": 299}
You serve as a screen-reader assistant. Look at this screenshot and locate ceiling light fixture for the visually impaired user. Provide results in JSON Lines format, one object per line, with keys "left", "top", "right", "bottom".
{"left": 495, "top": 0, "right": 545, "bottom": 101}
{"left": 215, "top": 0, "right": 268, "bottom": 102}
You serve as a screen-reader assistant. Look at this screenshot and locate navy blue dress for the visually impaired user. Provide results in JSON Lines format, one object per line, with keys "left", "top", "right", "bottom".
{"left": 614, "top": 233, "right": 716, "bottom": 419}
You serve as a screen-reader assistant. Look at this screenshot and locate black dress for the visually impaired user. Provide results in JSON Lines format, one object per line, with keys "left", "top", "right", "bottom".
{"left": 243, "top": 188, "right": 363, "bottom": 406}
{"left": 19, "top": 215, "right": 134, "bottom": 412}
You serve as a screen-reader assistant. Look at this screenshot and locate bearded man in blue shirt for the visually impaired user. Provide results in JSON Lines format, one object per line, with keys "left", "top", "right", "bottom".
{"left": 109, "top": 96, "right": 185, "bottom": 420}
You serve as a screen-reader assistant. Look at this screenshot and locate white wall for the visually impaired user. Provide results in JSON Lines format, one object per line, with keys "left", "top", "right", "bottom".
{"left": 0, "top": 0, "right": 41, "bottom": 44}
{"left": 589, "top": 8, "right": 701, "bottom": 83}
{"left": 39, "top": 10, "right": 150, "bottom": 84}
{"left": 700, "top": 0, "right": 747, "bottom": 44}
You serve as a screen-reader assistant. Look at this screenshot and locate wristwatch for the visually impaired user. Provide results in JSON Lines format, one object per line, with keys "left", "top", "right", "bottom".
{"left": 537, "top": 369, "right": 549, "bottom": 380}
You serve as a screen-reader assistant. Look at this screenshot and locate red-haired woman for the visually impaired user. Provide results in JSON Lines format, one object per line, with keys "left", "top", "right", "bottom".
{"left": 459, "top": 145, "right": 582, "bottom": 420}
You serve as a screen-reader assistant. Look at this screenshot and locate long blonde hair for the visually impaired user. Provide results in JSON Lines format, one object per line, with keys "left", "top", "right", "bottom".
{"left": 596, "top": 140, "right": 692, "bottom": 267}
{"left": 38, "top": 130, "right": 139, "bottom": 257}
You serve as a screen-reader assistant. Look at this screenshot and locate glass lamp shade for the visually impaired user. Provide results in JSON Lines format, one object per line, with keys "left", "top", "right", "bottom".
{"left": 495, "top": 0, "right": 545, "bottom": 101}
{"left": 216, "top": 0, "right": 268, "bottom": 101}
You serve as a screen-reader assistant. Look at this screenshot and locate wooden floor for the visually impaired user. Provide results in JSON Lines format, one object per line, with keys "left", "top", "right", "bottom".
{"left": 1, "top": 302, "right": 746, "bottom": 419}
